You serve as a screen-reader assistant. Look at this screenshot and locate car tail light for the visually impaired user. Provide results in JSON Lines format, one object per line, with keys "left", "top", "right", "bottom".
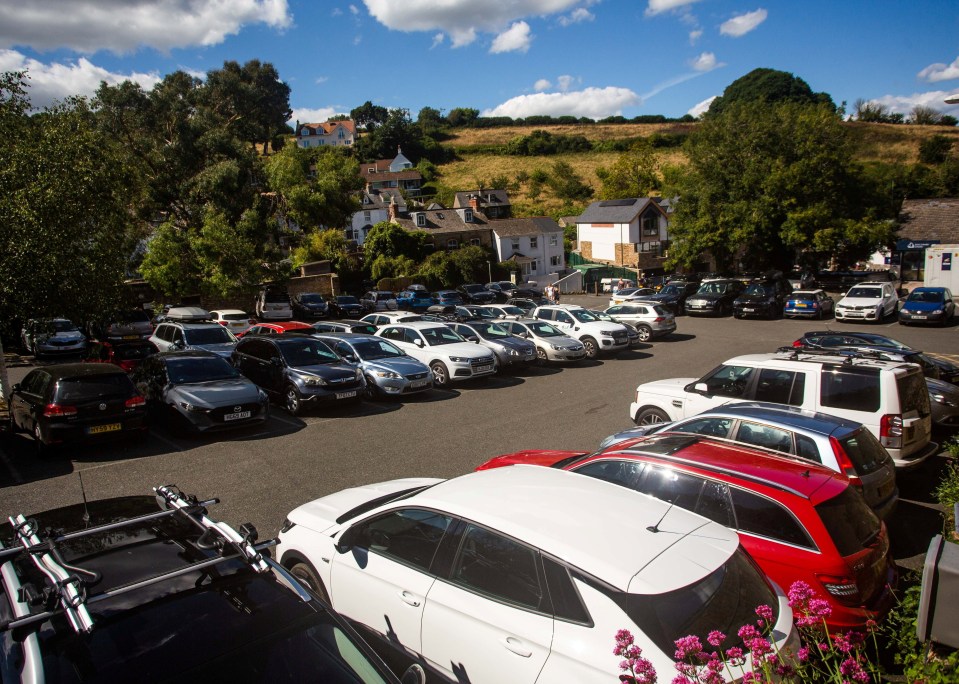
{"left": 816, "top": 574, "right": 861, "bottom": 605}
{"left": 119, "top": 360, "right": 136, "bottom": 372}
{"left": 653, "top": 317, "right": 665, "bottom": 322}
{"left": 792, "top": 339, "right": 802, "bottom": 347}
{"left": 829, "top": 437, "right": 862, "bottom": 487}
{"left": 43, "top": 403, "right": 77, "bottom": 418}
{"left": 879, "top": 414, "right": 902, "bottom": 449}
{"left": 125, "top": 395, "right": 146, "bottom": 408}
{"left": 218, "top": 320, "right": 228, "bottom": 326}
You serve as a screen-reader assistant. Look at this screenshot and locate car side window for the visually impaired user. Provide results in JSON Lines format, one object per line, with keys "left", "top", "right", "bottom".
{"left": 171, "top": 328, "right": 184, "bottom": 345}
{"left": 333, "top": 342, "right": 353, "bottom": 358}
{"left": 795, "top": 434, "right": 822, "bottom": 463}
{"left": 734, "top": 421, "right": 793, "bottom": 454}
{"left": 672, "top": 417, "right": 733, "bottom": 439}
{"left": 729, "top": 487, "right": 814, "bottom": 549}
{"left": 156, "top": 325, "right": 173, "bottom": 342}
{"left": 403, "top": 329, "right": 420, "bottom": 345}
{"left": 634, "top": 465, "right": 704, "bottom": 511}
{"left": 820, "top": 370, "right": 880, "bottom": 412}
{"left": 696, "top": 480, "right": 735, "bottom": 528}
{"left": 450, "top": 524, "right": 545, "bottom": 611}
{"left": 542, "top": 557, "right": 591, "bottom": 624}
{"left": 699, "top": 365, "right": 755, "bottom": 398}
{"left": 754, "top": 369, "right": 802, "bottom": 405}
{"left": 354, "top": 509, "right": 452, "bottom": 573}
{"left": 556, "top": 312, "right": 573, "bottom": 324}
{"left": 379, "top": 326, "right": 402, "bottom": 341}
{"left": 575, "top": 459, "right": 646, "bottom": 489}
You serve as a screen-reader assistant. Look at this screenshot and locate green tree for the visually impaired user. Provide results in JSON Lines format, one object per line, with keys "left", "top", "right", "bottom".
{"left": 363, "top": 221, "right": 431, "bottom": 262}
{"left": 264, "top": 145, "right": 362, "bottom": 230}
{"left": 350, "top": 100, "right": 389, "bottom": 131}
{"left": 449, "top": 245, "right": 495, "bottom": 283}
{"left": 370, "top": 254, "right": 417, "bottom": 282}
{"left": 546, "top": 161, "right": 594, "bottom": 203}
{"left": 353, "top": 107, "right": 423, "bottom": 162}
{"left": 708, "top": 68, "right": 835, "bottom": 116}
{"left": 446, "top": 107, "right": 479, "bottom": 127}
{"left": 919, "top": 134, "right": 953, "bottom": 164}
{"left": 596, "top": 143, "right": 662, "bottom": 199}
{"left": 910, "top": 105, "right": 944, "bottom": 126}
{"left": 667, "top": 100, "right": 892, "bottom": 272}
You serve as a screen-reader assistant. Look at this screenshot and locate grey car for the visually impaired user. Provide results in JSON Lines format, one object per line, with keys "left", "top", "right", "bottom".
{"left": 928, "top": 377, "right": 959, "bottom": 429}
{"left": 150, "top": 321, "right": 238, "bottom": 359}
{"left": 21, "top": 318, "right": 88, "bottom": 357}
{"left": 497, "top": 318, "right": 586, "bottom": 364}
{"left": 602, "top": 303, "right": 676, "bottom": 342}
{"left": 600, "top": 401, "right": 899, "bottom": 519}
{"left": 131, "top": 350, "right": 269, "bottom": 433}
{"left": 450, "top": 320, "right": 538, "bottom": 370}
{"left": 311, "top": 333, "right": 434, "bottom": 399}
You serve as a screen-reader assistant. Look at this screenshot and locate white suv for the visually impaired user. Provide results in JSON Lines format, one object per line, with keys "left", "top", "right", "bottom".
{"left": 531, "top": 304, "right": 629, "bottom": 358}
{"left": 376, "top": 321, "right": 496, "bottom": 386}
{"left": 834, "top": 282, "right": 899, "bottom": 322}
{"left": 628, "top": 348, "right": 937, "bottom": 469}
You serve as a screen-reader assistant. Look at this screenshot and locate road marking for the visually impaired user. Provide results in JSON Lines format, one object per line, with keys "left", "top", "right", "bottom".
{"left": 0, "top": 442, "right": 24, "bottom": 484}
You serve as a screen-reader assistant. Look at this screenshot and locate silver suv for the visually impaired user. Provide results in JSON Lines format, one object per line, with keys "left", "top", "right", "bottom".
{"left": 531, "top": 304, "right": 629, "bottom": 358}
{"left": 628, "top": 348, "right": 937, "bottom": 469}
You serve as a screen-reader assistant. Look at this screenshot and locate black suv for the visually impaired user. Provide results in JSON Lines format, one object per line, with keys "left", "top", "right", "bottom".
{"left": 291, "top": 292, "right": 330, "bottom": 320}
{"left": 0, "top": 486, "right": 405, "bottom": 683}
{"left": 733, "top": 277, "right": 793, "bottom": 319}
{"left": 456, "top": 283, "right": 496, "bottom": 304}
{"left": 644, "top": 281, "right": 700, "bottom": 315}
{"left": 328, "top": 295, "right": 364, "bottom": 319}
{"left": 683, "top": 278, "right": 746, "bottom": 317}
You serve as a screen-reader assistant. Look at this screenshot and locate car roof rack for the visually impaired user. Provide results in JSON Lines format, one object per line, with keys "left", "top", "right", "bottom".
{"left": 0, "top": 485, "right": 275, "bottom": 636}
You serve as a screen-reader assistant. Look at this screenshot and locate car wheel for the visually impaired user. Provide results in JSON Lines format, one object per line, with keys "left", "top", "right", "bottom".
{"left": 363, "top": 375, "right": 379, "bottom": 401}
{"left": 535, "top": 347, "right": 548, "bottom": 365}
{"left": 733, "top": 312, "right": 742, "bottom": 320}
{"left": 33, "top": 423, "right": 47, "bottom": 456}
{"left": 582, "top": 336, "right": 598, "bottom": 359}
{"left": 430, "top": 361, "right": 450, "bottom": 387}
{"left": 635, "top": 325, "right": 652, "bottom": 342}
{"left": 635, "top": 407, "right": 669, "bottom": 426}
{"left": 289, "top": 560, "right": 330, "bottom": 603}
{"left": 285, "top": 385, "right": 303, "bottom": 416}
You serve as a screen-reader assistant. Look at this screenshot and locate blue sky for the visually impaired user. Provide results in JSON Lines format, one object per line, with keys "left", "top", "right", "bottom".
{"left": 2, "top": 0, "right": 958, "bottom": 124}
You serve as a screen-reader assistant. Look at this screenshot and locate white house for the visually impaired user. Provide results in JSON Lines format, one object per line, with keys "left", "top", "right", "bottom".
{"left": 347, "top": 190, "right": 406, "bottom": 246}
{"left": 575, "top": 197, "right": 670, "bottom": 271}
{"left": 294, "top": 120, "right": 356, "bottom": 148}
{"left": 491, "top": 217, "right": 565, "bottom": 279}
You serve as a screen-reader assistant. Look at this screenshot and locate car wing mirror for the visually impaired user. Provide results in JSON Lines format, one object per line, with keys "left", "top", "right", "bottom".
{"left": 468, "top": 336, "right": 479, "bottom": 343}
{"left": 334, "top": 527, "right": 356, "bottom": 553}
{"left": 11, "top": 383, "right": 20, "bottom": 392}
{"left": 414, "top": 339, "right": 424, "bottom": 347}
{"left": 270, "top": 357, "right": 283, "bottom": 367}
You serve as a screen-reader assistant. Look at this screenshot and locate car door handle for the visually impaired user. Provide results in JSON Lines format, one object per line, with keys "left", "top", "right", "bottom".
{"left": 500, "top": 636, "right": 532, "bottom": 658}
{"left": 398, "top": 591, "right": 421, "bottom": 607}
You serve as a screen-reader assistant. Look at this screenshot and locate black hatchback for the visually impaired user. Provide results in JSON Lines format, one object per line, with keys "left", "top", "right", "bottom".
{"left": 8, "top": 363, "right": 147, "bottom": 453}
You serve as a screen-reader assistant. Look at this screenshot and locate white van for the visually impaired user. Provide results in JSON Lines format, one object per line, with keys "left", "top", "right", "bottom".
{"left": 255, "top": 288, "right": 292, "bottom": 321}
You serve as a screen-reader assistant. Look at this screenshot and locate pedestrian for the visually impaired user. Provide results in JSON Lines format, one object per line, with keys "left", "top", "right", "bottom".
{"left": 553, "top": 283, "right": 561, "bottom": 303}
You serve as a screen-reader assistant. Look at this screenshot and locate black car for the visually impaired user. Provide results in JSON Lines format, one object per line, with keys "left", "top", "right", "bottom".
{"left": 327, "top": 295, "right": 364, "bottom": 319}
{"left": 0, "top": 486, "right": 406, "bottom": 684}
{"left": 457, "top": 283, "right": 496, "bottom": 304}
{"left": 733, "top": 278, "right": 793, "bottom": 319}
{"left": 291, "top": 292, "right": 330, "bottom": 320}
{"left": 683, "top": 278, "right": 746, "bottom": 316}
{"left": 8, "top": 363, "right": 147, "bottom": 454}
{"left": 232, "top": 335, "right": 365, "bottom": 415}
{"left": 485, "top": 281, "right": 517, "bottom": 302}
{"left": 309, "top": 319, "right": 379, "bottom": 335}
{"left": 644, "top": 281, "right": 700, "bottom": 315}
{"left": 504, "top": 297, "right": 545, "bottom": 314}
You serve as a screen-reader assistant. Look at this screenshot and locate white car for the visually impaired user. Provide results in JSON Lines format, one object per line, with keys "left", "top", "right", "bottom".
{"left": 376, "top": 321, "right": 496, "bottom": 386}
{"left": 276, "top": 466, "right": 796, "bottom": 684}
{"left": 531, "top": 305, "right": 630, "bottom": 358}
{"left": 834, "top": 282, "right": 899, "bottom": 322}
{"left": 209, "top": 309, "right": 255, "bottom": 336}
{"left": 360, "top": 311, "right": 423, "bottom": 327}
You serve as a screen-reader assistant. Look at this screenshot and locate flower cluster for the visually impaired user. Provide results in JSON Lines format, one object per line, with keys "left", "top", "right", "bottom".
{"left": 614, "top": 628, "right": 658, "bottom": 684}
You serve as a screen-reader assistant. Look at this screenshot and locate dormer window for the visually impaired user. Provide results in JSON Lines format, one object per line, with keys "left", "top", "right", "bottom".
{"left": 301, "top": 128, "right": 311, "bottom": 136}
{"left": 464, "top": 209, "right": 473, "bottom": 222}
{"left": 416, "top": 213, "right": 426, "bottom": 227}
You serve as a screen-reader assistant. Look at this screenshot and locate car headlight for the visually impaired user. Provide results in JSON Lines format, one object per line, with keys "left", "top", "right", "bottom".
{"left": 373, "top": 369, "right": 402, "bottom": 379}
{"left": 933, "top": 393, "right": 958, "bottom": 407}
{"left": 178, "top": 401, "right": 202, "bottom": 412}
{"left": 508, "top": 348, "right": 520, "bottom": 356}
{"left": 355, "top": 368, "right": 364, "bottom": 381}
{"left": 931, "top": 309, "right": 944, "bottom": 315}
{"left": 304, "top": 375, "right": 327, "bottom": 386}
{"left": 448, "top": 356, "right": 470, "bottom": 363}
{"left": 600, "top": 330, "right": 615, "bottom": 337}
{"left": 257, "top": 389, "right": 268, "bottom": 402}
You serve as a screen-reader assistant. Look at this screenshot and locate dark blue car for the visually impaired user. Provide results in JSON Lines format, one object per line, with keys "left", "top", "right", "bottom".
{"left": 898, "top": 286, "right": 954, "bottom": 326}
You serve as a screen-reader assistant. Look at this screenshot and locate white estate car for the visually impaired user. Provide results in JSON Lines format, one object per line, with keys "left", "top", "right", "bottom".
{"left": 531, "top": 305, "right": 630, "bottom": 358}
{"left": 628, "top": 348, "right": 937, "bottom": 469}
{"left": 834, "top": 282, "right": 899, "bottom": 322}
{"left": 376, "top": 321, "right": 496, "bottom": 387}
{"left": 276, "top": 466, "right": 796, "bottom": 684}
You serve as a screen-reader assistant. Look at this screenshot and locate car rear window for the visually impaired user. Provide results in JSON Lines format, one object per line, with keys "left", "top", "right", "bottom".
{"left": 897, "top": 369, "right": 931, "bottom": 417}
{"left": 221, "top": 313, "right": 250, "bottom": 321}
{"left": 624, "top": 547, "right": 777, "bottom": 655}
{"left": 263, "top": 291, "right": 290, "bottom": 303}
{"left": 56, "top": 374, "right": 134, "bottom": 402}
{"left": 814, "top": 487, "right": 882, "bottom": 557}
{"left": 834, "top": 428, "right": 891, "bottom": 475}
{"left": 820, "top": 369, "right": 880, "bottom": 412}
{"left": 184, "top": 327, "right": 235, "bottom": 345}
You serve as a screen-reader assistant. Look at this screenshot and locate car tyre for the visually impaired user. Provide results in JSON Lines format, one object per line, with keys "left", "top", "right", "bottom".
{"left": 635, "top": 325, "right": 652, "bottom": 342}
{"left": 635, "top": 407, "right": 669, "bottom": 426}
{"left": 582, "top": 336, "right": 598, "bottom": 359}
{"left": 535, "top": 347, "right": 548, "bottom": 365}
{"left": 430, "top": 361, "right": 450, "bottom": 387}
{"left": 33, "top": 423, "right": 47, "bottom": 456}
{"left": 285, "top": 384, "right": 304, "bottom": 416}
{"left": 289, "top": 560, "right": 330, "bottom": 604}
{"left": 363, "top": 375, "right": 380, "bottom": 401}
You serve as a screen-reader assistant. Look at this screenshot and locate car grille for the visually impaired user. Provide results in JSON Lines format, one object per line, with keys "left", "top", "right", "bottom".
{"left": 405, "top": 371, "right": 430, "bottom": 381}
{"left": 471, "top": 356, "right": 495, "bottom": 368}
{"left": 210, "top": 402, "right": 263, "bottom": 421}
{"left": 327, "top": 375, "right": 362, "bottom": 388}
{"left": 612, "top": 331, "right": 628, "bottom": 343}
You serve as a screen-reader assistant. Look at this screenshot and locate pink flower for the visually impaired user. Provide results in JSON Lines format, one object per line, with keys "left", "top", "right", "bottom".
{"left": 755, "top": 604, "right": 774, "bottom": 624}
{"left": 724, "top": 646, "right": 745, "bottom": 666}
{"left": 787, "top": 580, "right": 815, "bottom": 607}
{"left": 706, "top": 630, "right": 726, "bottom": 648}
{"left": 673, "top": 635, "right": 704, "bottom": 662}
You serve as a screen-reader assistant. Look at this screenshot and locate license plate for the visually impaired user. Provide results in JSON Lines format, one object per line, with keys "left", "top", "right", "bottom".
{"left": 744, "top": 308, "right": 755, "bottom": 312}
{"left": 913, "top": 315, "right": 927, "bottom": 319}
{"left": 410, "top": 379, "right": 430, "bottom": 388}
{"left": 796, "top": 302, "right": 807, "bottom": 308}
{"left": 224, "top": 411, "right": 251, "bottom": 421}
{"left": 336, "top": 390, "right": 357, "bottom": 399}
{"left": 122, "top": 334, "right": 140, "bottom": 340}
{"left": 475, "top": 364, "right": 494, "bottom": 373}
{"left": 87, "top": 423, "right": 121, "bottom": 435}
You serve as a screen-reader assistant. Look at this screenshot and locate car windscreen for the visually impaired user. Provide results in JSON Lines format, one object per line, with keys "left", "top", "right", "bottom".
{"left": 845, "top": 287, "right": 881, "bottom": 298}
{"left": 263, "top": 291, "right": 290, "bottom": 303}
{"left": 472, "top": 323, "right": 511, "bottom": 339}
{"left": 412, "top": 291, "right": 432, "bottom": 299}
{"left": 835, "top": 428, "right": 891, "bottom": 476}
{"left": 744, "top": 284, "right": 774, "bottom": 296}
{"left": 623, "top": 547, "right": 777, "bottom": 655}
{"left": 570, "top": 309, "right": 600, "bottom": 322}
{"left": 528, "top": 321, "right": 562, "bottom": 337}
{"left": 500, "top": 306, "right": 524, "bottom": 316}
{"left": 814, "top": 487, "right": 881, "bottom": 557}
{"left": 352, "top": 339, "right": 405, "bottom": 360}
{"left": 298, "top": 294, "right": 326, "bottom": 303}
{"left": 50, "top": 320, "right": 79, "bottom": 333}
{"left": 652, "top": 305, "right": 670, "bottom": 316}
{"left": 184, "top": 327, "right": 235, "bottom": 345}
{"left": 658, "top": 284, "right": 681, "bottom": 295}
{"left": 280, "top": 339, "right": 340, "bottom": 367}
{"left": 907, "top": 290, "right": 943, "bottom": 303}
{"left": 56, "top": 374, "right": 134, "bottom": 402}
{"left": 336, "top": 296, "right": 359, "bottom": 305}
{"left": 697, "top": 282, "right": 729, "bottom": 295}
{"left": 166, "top": 357, "right": 241, "bottom": 383}
{"left": 897, "top": 369, "right": 931, "bottom": 417}
{"left": 422, "top": 327, "right": 465, "bottom": 346}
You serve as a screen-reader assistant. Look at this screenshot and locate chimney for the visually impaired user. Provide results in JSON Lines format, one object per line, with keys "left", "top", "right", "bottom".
{"left": 469, "top": 194, "right": 479, "bottom": 211}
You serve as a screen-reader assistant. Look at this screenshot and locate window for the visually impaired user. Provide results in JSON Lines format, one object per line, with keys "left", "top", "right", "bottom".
{"left": 451, "top": 524, "right": 545, "bottom": 610}
{"left": 379, "top": 326, "right": 403, "bottom": 342}
{"left": 696, "top": 480, "right": 735, "bottom": 527}
{"left": 549, "top": 234, "right": 558, "bottom": 247}
{"left": 464, "top": 209, "right": 473, "bottom": 222}
{"left": 673, "top": 417, "right": 733, "bottom": 440}
{"left": 698, "top": 365, "right": 755, "bottom": 398}
{"left": 734, "top": 421, "right": 793, "bottom": 454}
{"left": 416, "top": 214, "right": 426, "bottom": 227}
{"left": 447, "top": 239, "right": 458, "bottom": 249}
{"left": 795, "top": 434, "right": 822, "bottom": 463}
{"left": 354, "top": 509, "right": 452, "bottom": 572}
{"left": 640, "top": 241, "right": 661, "bottom": 253}
{"left": 820, "top": 369, "right": 880, "bottom": 412}
{"left": 530, "top": 237, "right": 538, "bottom": 249}
{"left": 363, "top": 211, "right": 371, "bottom": 222}
{"left": 550, "top": 255, "right": 561, "bottom": 267}
{"left": 511, "top": 239, "right": 521, "bottom": 252}
{"left": 642, "top": 214, "right": 659, "bottom": 236}
{"left": 522, "top": 260, "right": 538, "bottom": 276}
{"left": 754, "top": 369, "right": 804, "bottom": 405}
{"left": 634, "top": 464, "right": 704, "bottom": 511}
{"left": 576, "top": 459, "right": 646, "bottom": 489}
{"left": 542, "top": 558, "right": 590, "bottom": 623}
{"left": 470, "top": 237, "right": 481, "bottom": 246}
{"left": 729, "top": 488, "right": 814, "bottom": 549}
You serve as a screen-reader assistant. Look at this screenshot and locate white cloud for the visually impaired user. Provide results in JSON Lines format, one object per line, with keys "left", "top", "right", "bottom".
{"left": 534, "top": 78, "right": 552, "bottom": 91}
{"left": 490, "top": 21, "right": 533, "bottom": 54}
{"left": 688, "top": 95, "right": 716, "bottom": 118}
{"left": 720, "top": 9, "right": 768, "bottom": 37}
{"left": 0, "top": 0, "right": 291, "bottom": 54}
{"left": 918, "top": 56, "right": 959, "bottom": 83}
{"left": 332, "top": 8, "right": 343, "bottom": 16}
{"left": 431, "top": 33, "right": 445, "bottom": 49}
{"left": 363, "top": 0, "right": 579, "bottom": 48}
{"left": 0, "top": 49, "right": 161, "bottom": 109}
{"left": 558, "top": 7, "right": 594, "bottom": 26}
{"left": 483, "top": 86, "right": 641, "bottom": 119}
{"left": 689, "top": 29, "right": 702, "bottom": 44}
{"left": 315, "top": 76, "right": 329, "bottom": 84}
{"left": 349, "top": 4, "right": 360, "bottom": 14}
{"left": 868, "top": 90, "right": 959, "bottom": 116}
{"left": 557, "top": 74, "right": 577, "bottom": 91}
{"left": 290, "top": 107, "right": 348, "bottom": 125}
{"left": 645, "top": 0, "right": 701, "bottom": 17}
{"left": 690, "top": 52, "right": 722, "bottom": 72}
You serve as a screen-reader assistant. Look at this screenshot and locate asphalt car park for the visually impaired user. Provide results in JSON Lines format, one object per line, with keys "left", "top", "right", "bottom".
{"left": 1, "top": 293, "right": 956, "bottom": 578}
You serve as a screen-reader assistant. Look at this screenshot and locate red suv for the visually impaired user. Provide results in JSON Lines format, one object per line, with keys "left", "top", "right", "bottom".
{"left": 477, "top": 432, "right": 895, "bottom": 631}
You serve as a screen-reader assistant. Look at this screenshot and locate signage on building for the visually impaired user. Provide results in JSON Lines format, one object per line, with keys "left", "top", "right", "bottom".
{"left": 895, "top": 239, "right": 940, "bottom": 251}
{"left": 944, "top": 252, "right": 953, "bottom": 272}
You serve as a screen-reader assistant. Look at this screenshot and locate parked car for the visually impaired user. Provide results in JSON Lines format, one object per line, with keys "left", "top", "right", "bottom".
{"left": 498, "top": 318, "right": 587, "bottom": 364}
{"left": 732, "top": 278, "right": 793, "bottom": 319}
{"left": 328, "top": 295, "right": 364, "bottom": 319}
{"left": 476, "top": 433, "right": 895, "bottom": 631}
{"left": 131, "top": 350, "right": 269, "bottom": 433}
{"left": 602, "top": 303, "right": 676, "bottom": 342}
{"left": 396, "top": 288, "right": 434, "bottom": 312}
{"left": 275, "top": 465, "right": 795, "bottom": 683}
{"left": 0, "top": 487, "right": 405, "bottom": 684}
{"left": 254, "top": 287, "right": 293, "bottom": 321}
{"left": 643, "top": 281, "right": 700, "bottom": 315}
{"left": 432, "top": 290, "right": 466, "bottom": 307}
{"left": 309, "top": 319, "right": 379, "bottom": 335}
{"left": 209, "top": 309, "right": 255, "bottom": 336}
{"left": 608, "top": 287, "right": 657, "bottom": 306}
{"left": 457, "top": 283, "right": 496, "bottom": 304}
{"left": 532, "top": 304, "right": 630, "bottom": 358}
{"left": 239, "top": 321, "right": 314, "bottom": 337}
{"left": 375, "top": 321, "right": 496, "bottom": 387}
{"left": 455, "top": 304, "right": 495, "bottom": 320}
{"left": 683, "top": 278, "right": 746, "bottom": 317}
{"left": 627, "top": 348, "right": 937, "bottom": 469}
{"left": 599, "top": 401, "right": 899, "bottom": 519}
{"left": 8, "top": 363, "right": 147, "bottom": 453}
{"left": 311, "top": 333, "right": 434, "bottom": 400}
{"left": 161, "top": 305, "right": 212, "bottom": 322}
{"left": 898, "top": 286, "right": 955, "bottom": 326}
{"left": 834, "top": 282, "right": 899, "bottom": 322}
{"left": 505, "top": 296, "right": 547, "bottom": 313}
{"left": 21, "top": 318, "right": 88, "bottom": 358}
{"left": 360, "top": 290, "right": 398, "bottom": 313}
{"left": 787, "top": 269, "right": 818, "bottom": 290}
{"left": 927, "top": 378, "right": 959, "bottom": 429}
{"left": 232, "top": 335, "right": 365, "bottom": 415}
{"left": 449, "top": 320, "right": 538, "bottom": 370}
{"left": 783, "top": 289, "right": 835, "bottom": 319}
{"left": 87, "top": 309, "right": 154, "bottom": 341}
{"left": 484, "top": 280, "right": 517, "bottom": 302}
{"left": 360, "top": 312, "right": 424, "bottom": 327}
{"left": 150, "top": 319, "right": 238, "bottom": 358}
{"left": 477, "top": 304, "right": 527, "bottom": 320}
{"left": 83, "top": 338, "right": 158, "bottom": 373}
{"left": 291, "top": 292, "right": 330, "bottom": 320}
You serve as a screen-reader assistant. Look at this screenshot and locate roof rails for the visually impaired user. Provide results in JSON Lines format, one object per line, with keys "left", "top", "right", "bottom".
{"left": 1, "top": 485, "right": 275, "bottom": 636}
{"left": 776, "top": 345, "right": 894, "bottom": 365}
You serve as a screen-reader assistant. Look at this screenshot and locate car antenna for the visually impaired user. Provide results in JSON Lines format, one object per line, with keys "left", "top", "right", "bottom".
{"left": 78, "top": 471, "right": 91, "bottom": 525}
{"left": 647, "top": 503, "right": 673, "bottom": 533}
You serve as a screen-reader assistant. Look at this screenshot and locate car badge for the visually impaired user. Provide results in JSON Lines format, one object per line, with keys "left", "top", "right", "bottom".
{"left": 99, "top": 403, "right": 107, "bottom": 411}
{"left": 234, "top": 406, "right": 242, "bottom": 412}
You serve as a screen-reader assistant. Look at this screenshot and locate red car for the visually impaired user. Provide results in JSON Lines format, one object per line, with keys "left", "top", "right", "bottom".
{"left": 477, "top": 432, "right": 895, "bottom": 631}
{"left": 236, "top": 321, "right": 313, "bottom": 338}
{"left": 83, "top": 339, "right": 158, "bottom": 372}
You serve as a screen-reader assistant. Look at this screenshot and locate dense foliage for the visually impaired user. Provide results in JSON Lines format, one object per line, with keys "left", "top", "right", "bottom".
{"left": 708, "top": 68, "right": 835, "bottom": 116}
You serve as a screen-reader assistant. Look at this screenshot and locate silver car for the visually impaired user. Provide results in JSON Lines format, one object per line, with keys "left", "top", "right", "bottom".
{"left": 497, "top": 318, "right": 586, "bottom": 364}
{"left": 21, "top": 318, "right": 88, "bottom": 358}
{"left": 313, "top": 333, "right": 434, "bottom": 399}
{"left": 450, "top": 320, "right": 537, "bottom": 370}
{"left": 602, "top": 303, "right": 676, "bottom": 342}
{"left": 601, "top": 401, "right": 899, "bottom": 519}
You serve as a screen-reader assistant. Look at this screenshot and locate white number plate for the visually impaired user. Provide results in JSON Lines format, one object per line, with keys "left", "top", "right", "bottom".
{"left": 913, "top": 315, "right": 927, "bottom": 319}
{"left": 224, "top": 411, "right": 251, "bottom": 421}
{"left": 743, "top": 308, "right": 755, "bottom": 312}
{"left": 336, "top": 390, "right": 358, "bottom": 399}
{"left": 410, "top": 379, "right": 430, "bottom": 388}
{"left": 475, "top": 364, "right": 494, "bottom": 373}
